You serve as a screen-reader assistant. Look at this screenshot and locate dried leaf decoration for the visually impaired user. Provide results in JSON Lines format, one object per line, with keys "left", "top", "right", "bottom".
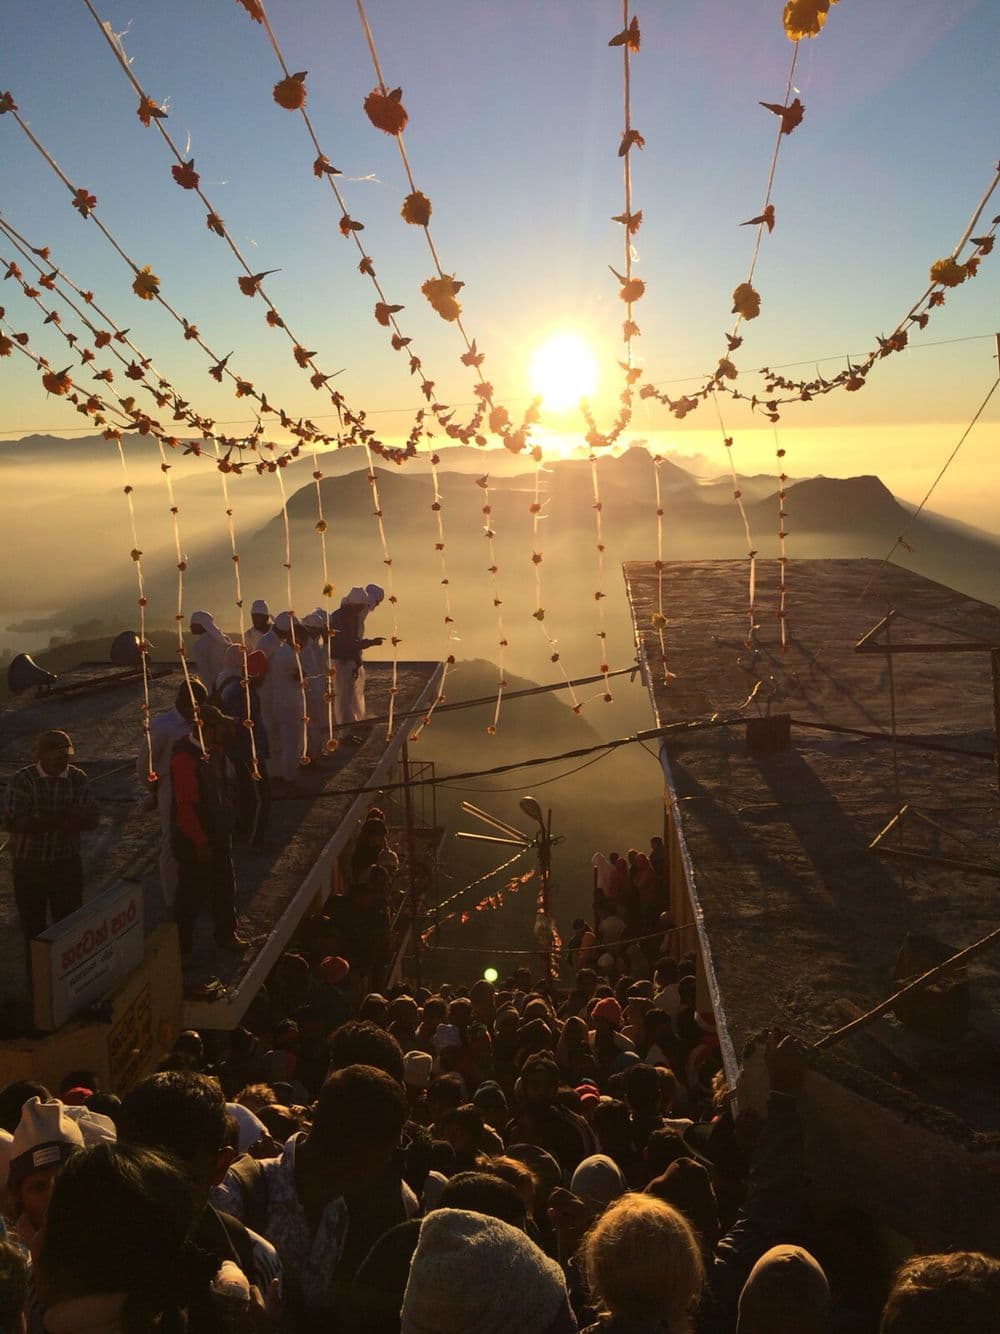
{"left": 716, "top": 357, "right": 738, "bottom": 380}
{"left": 206, "top": 211, "right": 225, "bottom": 236}
{"left": 171, "top": 159, "right": 200, "bottom": 190}
{"left": 235, "top": 0, "right": 265, "bottom": 19}
{"left": 741, "top": 204, "right": 775, "bottom": 232}
{"left": 732, "top": 281, "right": 761, "bottom": 320}
{"left": 610, "top": 266, "right": 644, "bottom": 303}
{"left": 375, "top": 302, "right": 403, "bottom": 327}
{"left": 618, "top": 128, "right": 646, "bottom": 156}
{"left": 313, "top": 154, "right": 341, "bottom": 178}
{"left": 339, "top": 214, "right": 364, "bottom": 237}
{"left": 461, "top": 340, "right": 485, "bottom": 368}
{"left": 42, "top": 367, "right": 72, "bottom": 396}
{"left": 612, "top": 209, "right": 643, "bottom": 235}
{"left": 238, "top": 269, "right": 278, "bottom": 297}
{"left": 608, "top": 16, "right": 641, "bottom": 52}
{"left": 71, "top": 187, "right": 97, "bottom": 218}
{"left": 760, "top": 98, "right": 805, "bottom": 135}
{"left": 132, "top": 266, "right": 160, "bottom": 301}
{"left": 273, "top": 72, "right": 307, "bottom": 111}
{"left": 137, "top": 95, "right": 167, "bottom": 127}
{"left": 364, "top": 86, "right": 408, "bottom": 135}
{"left": 401, "top": 191, "right": 432, "bottom": 226}
{"left": 0, "top": 336, "right": 13, "bottom": 357}
{"left": 422, "top": 274, "right": 463, "bottom": 322}
{"left": 0, "top": 92, "right": 18, "bottom": 115}
{"left": 929, "top": 256, "right": 968, "bottom": 287}
{"left": 783, "top": 0, "right": 838, "bottom": 41}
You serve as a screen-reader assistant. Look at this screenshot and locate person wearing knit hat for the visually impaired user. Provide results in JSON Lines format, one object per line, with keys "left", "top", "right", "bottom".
{"left": 401, "top": 1208, "right": 577, "bottom": 1334}
{"left": 588, "top": 996, "right": 637, "bottom": 1084}
{"left": 736, "top": 1244, "right": 829, "bottom": 1334}
{"left": 403, "top": 1051, "right": 433, "bottom": 1090}
{"left": 8, "top": 1098, "right": 85, "bottom": 1247}
{"left": 320, "top": 954, "right": 350, "bottom": 986}
{"left": 569, "top": 1154, "right": 626, "bottom": 1214}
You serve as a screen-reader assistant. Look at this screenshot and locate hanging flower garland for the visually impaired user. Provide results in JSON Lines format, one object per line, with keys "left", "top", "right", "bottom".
{"left": 774, "top": 429, "right": 790, "bottom": 652}
{"left": 0, "top": 91, "right": 416, "bottom": 467}
{"left": 353, "top": 0, "right": 539, "bottom": 458}
{"left": 476, "top": 474, "right": 508, "bottom": 734}
{"left": 421, "top": 861, "right": 534, "bottom": 945}
{"left": 650, "top": 455, "right": 673, "bottom": 685}
{"left": 274, "top": 466, "right": 311, "bottom": 768}
{"left": 363, "top": 445, "right": 402, "bottom": 738}
{"left": 409, "top": 455, "right": 458, "bottom": 742}
{"left": 235, "top": 0, "right": 512, "bottom": 459}
{"left": 528, "top": 461, "right": 582, "bottom": 712}
{"left": 711, "top": 391, "right": 758, "bottom": 653}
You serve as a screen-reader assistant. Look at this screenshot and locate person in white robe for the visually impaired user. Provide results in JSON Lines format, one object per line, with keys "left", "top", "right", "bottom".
{"left": 138, "top": 678, "right": 208, "bottom": 908}
{"left": 270, "top": 612, "right": 307, "bottom": 784}
{"left": 329, "top": 586, "right": 384, "bottom": 741}
{"left": 244, "top": 598, "right": 272, "bottom": 652}
{"left": 189, "top": 610, "right": 232, "bottom": 688}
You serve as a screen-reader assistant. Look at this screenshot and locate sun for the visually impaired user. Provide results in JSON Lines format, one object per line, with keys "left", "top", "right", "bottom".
{"left": 529, "top": 332, "right": 598, "bottom": 412}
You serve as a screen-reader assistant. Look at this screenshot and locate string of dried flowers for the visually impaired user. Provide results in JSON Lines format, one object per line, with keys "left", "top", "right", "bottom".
{"left": 528, "top": 460, "right": 582, "bottom": 711}
{"left": 650, "top": 456, "right": 673, "bottom": 685}
{"left": 274, "top": 466, "right": 312, "bottom": 768}
{"left": 711, "top": 391, "right": 758, "bottom": 652}
{"left": 409, "top": 455, "right": 458, "bottom": 743}
{"left": 475, "top": 474, "right": 508, "bottom": 733}
{"left": 774, "top": 429, "right": 789, "bottom": 652}
{"left": 363, "top": 445, "right": 401, "bottom": 738}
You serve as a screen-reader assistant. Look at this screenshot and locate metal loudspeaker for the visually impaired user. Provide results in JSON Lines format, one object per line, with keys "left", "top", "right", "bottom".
{"left": 110, "top": 631, "right": 149, "bottom": 668}
{"left": 7, "top": 653, "right": 58, "bottom": 695}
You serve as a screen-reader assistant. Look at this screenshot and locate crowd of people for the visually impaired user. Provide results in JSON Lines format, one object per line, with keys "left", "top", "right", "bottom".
{"left": 0, "top": 945, "right": 994, "bottom": 1332}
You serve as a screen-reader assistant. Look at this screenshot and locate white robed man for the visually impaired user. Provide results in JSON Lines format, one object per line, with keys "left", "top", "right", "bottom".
{"left": 188, "top": 610, "right": 232, "bottom": 688}
{"left": 328, "top": 584, "right": 384, "bottom": 744}
{"left": 244, "top": 598, "right": 272, "bottom": 652}
{"left": 139, "top": 677, "right": 208, "bottom": 909}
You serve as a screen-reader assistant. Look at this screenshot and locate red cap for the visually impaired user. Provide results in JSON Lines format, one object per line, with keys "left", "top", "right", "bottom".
{"left": 591, "top": 996, "right": 622, "bottom": 1027}
{"left": 321, "top": 955, "right": 350, "bottom": 985}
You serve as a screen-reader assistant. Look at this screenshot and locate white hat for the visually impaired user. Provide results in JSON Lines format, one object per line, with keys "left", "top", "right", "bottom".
{"left": 403, "top": 1051, "right": 433, "bottom": 1089}
{"left": 401, "top": 1209, "right": 571, "bottom": 1334}
{"left": 344, "top": 587, "right": 368, "bottom": 607}
{"left": 364, "top": 583, "right": 385, "bottom": 607}
{"left": 227, "top": 1102, "right": 269, "bottom": 1154}
{"left": 9, "top": 1097, "right": 84, "bottom": 1187}
{"left": 273, "top": 611, "right": 292, "bottom": 634}
{"left": 250, "top": 599, "right": 269, "bottom": 616}
{"left": 62, "top": 1105, "right": 117, "bottom": 1148}
{"left": 301, "top": 611, "right": 326, "bottom": 630}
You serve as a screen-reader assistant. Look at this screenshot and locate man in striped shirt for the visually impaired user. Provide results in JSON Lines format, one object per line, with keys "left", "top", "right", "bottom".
{"left": 4, "top": 730, "right": 98, "bottom": 988}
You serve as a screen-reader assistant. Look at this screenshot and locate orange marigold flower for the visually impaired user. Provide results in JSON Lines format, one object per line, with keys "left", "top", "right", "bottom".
{"left": 732, "top": 281, "right": 761, "bottom": 320}
{"left": 421, "top": 274, "right": 463, "bottom": 322}
{"left": 782, "top": 0, "right": 838, "bottom": 41}
{"left": 171, "top": 159, "right": 200, "bottom": 190}
{"left": 71, "top": 187, "right": 97, "bottom": 217}
{"left": 273, "top": 72, "right": 307, "bottom": 110}
{"left": 929, "top": 256, "right": 967, "bottom": 287}
{"left": 132, "top": 266, "right": 160, "bottom": 301}
{"left": 235, "top": 0, "right": 264, "bottom": 20}
{"left": 401, "top": 191, "right": 432, "bottom": 226}
{"left": 137, "top": 95, "right": 167, "bottom": 126}
{"left": 42, "top": 367, "right": 72, "bottom": 395}
{"left": 363, "top": 86, "right": 408, "bottom": 135}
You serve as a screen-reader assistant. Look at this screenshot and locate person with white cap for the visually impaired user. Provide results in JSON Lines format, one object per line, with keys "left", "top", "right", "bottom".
{"left": 4, "top": 730, "right": 98, "bottom": 992}
{"left": 188, "top": 610, "right": 233, "bottom": 688}
{"left": 269, "top": 612, "right": 308, "bottom": 787}
{"left": 244, "top": 598, "right": 272, "bottom": 652}
{"left": 328, "top": 585, "right": 385, "bottom": 743}
{"left": 8, "top": 1096, "right": 85, "bottom": 1248}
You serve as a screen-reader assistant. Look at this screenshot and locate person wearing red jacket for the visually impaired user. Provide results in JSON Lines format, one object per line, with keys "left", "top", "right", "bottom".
{"left": 169, "top": 705, "right": 248, "bottom": 958}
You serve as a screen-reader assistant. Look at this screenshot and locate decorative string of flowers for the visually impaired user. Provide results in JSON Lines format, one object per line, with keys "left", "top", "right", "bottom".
{"left": 409, "top": 456, "right": 457, "bottom": 743}
{"left": 475, "top": 475, "right": 508, "bottom": 733}
{"left": 589, "top": 455, "right": 614, "bottom": 705}
{"left": 352, "top": 0, "right": 540, "bottom": 458}
{"left": 274, "top": 466, "right": 311, "bottom": 768}
{"left": 529, "top": 461, "right": 581, "bottom": 711}
{"left": 0, "top": 90, "right": 414, "bottom": 468}
{"left": 711, "top": 392, "right": 758, "bottom": 652}
{"left": 0, "top": 262, "right": 214, "bottom": 753}
{"left": 774, "top": 429, "right": 789, "bottom": 652}
{"left": 421, "top": 859, "right": 534, "bottom": 945}
{"left": 650, "top": 456, "right": 672, "bottom": 685}
{"left": 363, "top": 445, "right": 401, "bottom": 738}
{"left": 237, "top": 0, "right": 537, "bottom": 460}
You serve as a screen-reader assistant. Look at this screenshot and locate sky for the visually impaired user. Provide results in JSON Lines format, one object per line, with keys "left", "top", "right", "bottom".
{"left": 2, "top": 0, "right": 999, "bottom": 524}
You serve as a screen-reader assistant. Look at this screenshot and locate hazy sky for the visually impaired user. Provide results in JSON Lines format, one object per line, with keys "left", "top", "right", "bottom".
{"left": 2, "top": 0, "right": 998, "bottom": 519}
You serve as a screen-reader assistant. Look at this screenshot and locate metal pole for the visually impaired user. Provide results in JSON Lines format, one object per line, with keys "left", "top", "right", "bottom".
{"left": 401, "top": 740, "right": 421, "bottom": 990}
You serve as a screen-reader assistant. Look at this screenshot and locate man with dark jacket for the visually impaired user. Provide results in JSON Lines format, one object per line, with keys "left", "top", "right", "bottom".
{"left": 119, "top": 1069, "right": 281, "bottom": 1330}
{"left": 170, "top": 705, "right": 248, "bottom": 956}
